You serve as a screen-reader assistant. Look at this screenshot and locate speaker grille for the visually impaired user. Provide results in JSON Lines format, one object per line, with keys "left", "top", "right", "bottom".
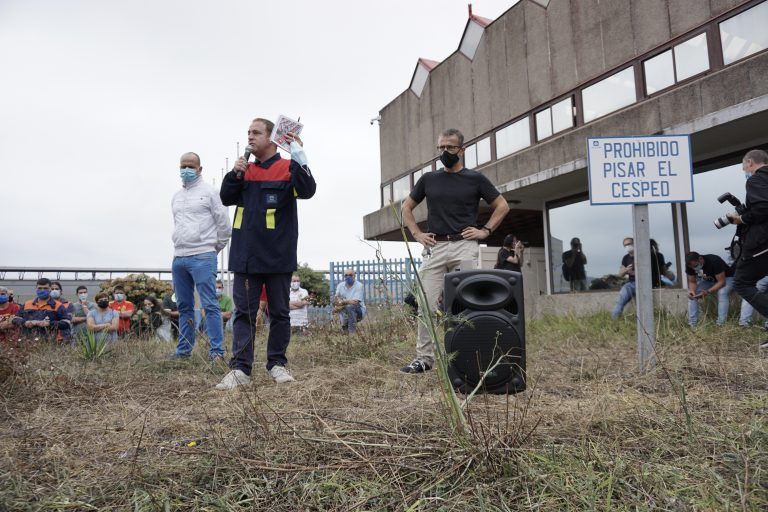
{"left": 447, "top": 312, "right": 523, "bottom": 389}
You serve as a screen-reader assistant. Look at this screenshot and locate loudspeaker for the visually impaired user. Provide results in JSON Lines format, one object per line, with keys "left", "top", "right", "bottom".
{"left": 443, "top": 269, "right": 526, "bottom": 394}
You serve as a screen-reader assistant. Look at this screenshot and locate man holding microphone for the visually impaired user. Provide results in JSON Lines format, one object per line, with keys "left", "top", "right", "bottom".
{"left": 216, "top": 118, "right": 316, "bottom": 389}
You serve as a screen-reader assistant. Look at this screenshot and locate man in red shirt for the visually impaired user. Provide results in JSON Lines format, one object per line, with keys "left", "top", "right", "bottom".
{"left": 0, "top": 286, "right": 20, "bottom": 344}
{"left": 109, "top": 285, "right": 135, "bottom": 336}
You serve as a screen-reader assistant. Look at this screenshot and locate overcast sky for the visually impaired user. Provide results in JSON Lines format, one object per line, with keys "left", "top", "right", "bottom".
{"left": 0, "top": 0, "right": 519, "bottom": 272}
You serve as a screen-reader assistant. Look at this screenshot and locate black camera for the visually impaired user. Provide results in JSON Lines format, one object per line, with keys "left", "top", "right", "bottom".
{"left": 714, "top": 192, "right": 746, "bottom": 229}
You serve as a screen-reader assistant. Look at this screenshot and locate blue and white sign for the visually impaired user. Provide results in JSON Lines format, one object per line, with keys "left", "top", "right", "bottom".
{"left": 587, "top": 135, "right": 694, "bottom": 205}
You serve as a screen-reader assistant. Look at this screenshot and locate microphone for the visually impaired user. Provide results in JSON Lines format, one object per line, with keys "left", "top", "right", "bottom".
{"left": 236, "top": 145, "right": 254, "bottom": 179}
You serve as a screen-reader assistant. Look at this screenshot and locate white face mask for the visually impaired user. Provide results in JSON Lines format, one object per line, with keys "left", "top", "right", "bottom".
{"left": 625, "top": 245, "right": 634, "bottom": 254}
{"left": 291, "top": 282, "right": 300, "bottom": 290}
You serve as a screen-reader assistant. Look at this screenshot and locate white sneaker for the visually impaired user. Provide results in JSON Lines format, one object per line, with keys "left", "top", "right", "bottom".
{"left": 215, "top": 370, "right": 250, "bottom": 390}
{"left": 269, "top": 365, "right": 295, "bottom": 383}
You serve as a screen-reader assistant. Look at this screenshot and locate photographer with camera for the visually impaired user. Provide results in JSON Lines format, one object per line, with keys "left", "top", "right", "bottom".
{"left": 684, "top": 251, "right": 734, "bottom": 327}
{"left": 728, "top": 149, "right": 768, "bottom": 349}
{"left": 562, "top": 237, "right": 588, "bottom": 291}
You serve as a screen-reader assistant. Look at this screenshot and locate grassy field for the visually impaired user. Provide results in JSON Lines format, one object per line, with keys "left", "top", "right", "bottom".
{"left": 0, "top": 307, "right": 766, "bottom": 511}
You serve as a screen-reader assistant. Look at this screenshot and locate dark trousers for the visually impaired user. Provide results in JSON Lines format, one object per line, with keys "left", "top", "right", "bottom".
{"left": 230, "top": 272, "right": 292, "bottom": 375}
{"left": 734, "top": 251, "right": 768, "bottom": 318}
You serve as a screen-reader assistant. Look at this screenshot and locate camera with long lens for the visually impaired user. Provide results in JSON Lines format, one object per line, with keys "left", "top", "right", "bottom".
{"left": 714, "top": 192, "right": 746, "bottom": 229}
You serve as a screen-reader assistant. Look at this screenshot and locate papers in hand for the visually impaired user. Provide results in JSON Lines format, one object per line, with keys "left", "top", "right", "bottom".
{"left": 270, "top": 115, "right": 304, "bottom": 152}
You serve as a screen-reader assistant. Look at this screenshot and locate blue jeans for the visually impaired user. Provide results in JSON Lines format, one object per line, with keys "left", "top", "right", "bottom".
{"left": 739, "top": 275, "right": 768, "bottom": 326}
{"left": 612, "top": 281, "right": 636, "bottom": 319}
{"left": 688, "top": 277, "right": 734, "bottom": 326}
{"left": 172, "top": 251, "right": 224, "bottom": 357}
{"left": 339, "top": 304, "right": 364, "bottom": 333}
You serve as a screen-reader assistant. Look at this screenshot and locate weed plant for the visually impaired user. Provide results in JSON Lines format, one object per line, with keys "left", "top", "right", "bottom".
{"left": 0, "top": 308, "right": 765, "bottom": 510}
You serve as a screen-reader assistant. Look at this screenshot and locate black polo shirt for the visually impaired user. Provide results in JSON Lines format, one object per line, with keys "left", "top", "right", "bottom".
{"left": 410, "top": 168, "right": 500, "bottom": 235}
{"left": 685, "top": 254, "right": 734, "bottom": 281}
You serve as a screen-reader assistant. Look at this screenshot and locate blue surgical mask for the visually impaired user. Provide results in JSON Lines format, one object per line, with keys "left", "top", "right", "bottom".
{"left": 78, "top": 293, "right": 88, "bottom": 301}
{"left": 345, "top": 276, "right": 355, "bottom": 286}
{"left": 115, "top": 293, "right": 125, "bottom": 301}
{"left": 180, "top": 167, "right": 198, "bottom": 182}
{"left": 50, "top": 290, "right": 61, "bottom": 299}
{"left": 36, "top": 289, "right": 51, "bottom": 300}
{"left": 215, "top": 288, "right": 223, "bottom": 297}
{"left": 0, "top": 294, "right": 7, "bottom": 304}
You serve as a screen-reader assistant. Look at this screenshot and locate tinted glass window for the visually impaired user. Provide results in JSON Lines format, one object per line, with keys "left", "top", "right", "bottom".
{"left": 476, "top": 137, "right": 491, "bottom": 165}
{"left": 644, "top": 49, "right": 675, "bottom": 94}
{"left": 674, "top": 33, "right": 709, "bottom": 80}
{"left": 392, "top": 175, "right": 410, "bottom": 202}
{"left": 548, "top": 198, "right": 676, "bottom": 293}
{"left": 720, "top": 1, "right": 768, "bottom": 65}
{"left": 686, "top": 164, "right": 744, "bottom": 259}
{"left": 582, "top": 67, "right": 636, "bottom": 123}
{"left": 535, "top": 109, "right": 552, "bottom": 140}
{"left": 464, "top": 144, "right": 477, "bottom": 169}
{"left": 551, "top": 97, "right": 574, "bottom": 133}
{"left": 496, "top": 118, "right": 530, "bottom": 158}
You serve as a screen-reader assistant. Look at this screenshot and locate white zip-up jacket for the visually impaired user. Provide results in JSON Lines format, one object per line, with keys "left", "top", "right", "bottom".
{"left": 172, "top": 177, "right": 232, "bottom": 257}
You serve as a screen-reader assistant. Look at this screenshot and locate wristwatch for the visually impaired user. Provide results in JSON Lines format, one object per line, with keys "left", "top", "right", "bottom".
{"left": 482, "top": 225, "right": 492, "bottom": 234}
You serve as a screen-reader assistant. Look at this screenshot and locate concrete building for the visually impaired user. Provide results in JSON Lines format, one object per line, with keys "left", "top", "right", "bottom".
{"left": 363, "top": 0, "right": 768, "bottom": 317}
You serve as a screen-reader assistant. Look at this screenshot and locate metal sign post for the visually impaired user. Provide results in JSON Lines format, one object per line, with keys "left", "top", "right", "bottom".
{"left": 587, "top": 135, "right": 694, "bottom": 372}
{"left": 632, "top": 204, "right": 656, "bottom": 371}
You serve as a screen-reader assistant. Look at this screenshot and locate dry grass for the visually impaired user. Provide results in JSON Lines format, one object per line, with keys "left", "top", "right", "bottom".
{"left": 0, "top": 306, "right": 766, "bottom": 511}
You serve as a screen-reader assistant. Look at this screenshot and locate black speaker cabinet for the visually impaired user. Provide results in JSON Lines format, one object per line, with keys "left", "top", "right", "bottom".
{"left": 443, "top": 269, "right": 526, "bottom": 394}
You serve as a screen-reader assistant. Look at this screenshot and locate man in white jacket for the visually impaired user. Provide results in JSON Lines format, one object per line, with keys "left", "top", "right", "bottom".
{"left": 171, "top": 152, "right": 232, "bottom": 360}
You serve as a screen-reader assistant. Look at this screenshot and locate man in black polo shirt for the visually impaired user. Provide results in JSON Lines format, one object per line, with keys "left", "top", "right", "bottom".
{"left": 399, "top": 128, "right": 510, "bottom": 374}
{"left": 685, "top": 251, "right": 734, "bottom": 327}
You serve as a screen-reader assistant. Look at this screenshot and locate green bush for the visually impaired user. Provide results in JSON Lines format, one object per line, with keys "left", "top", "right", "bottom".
{"left": 100, "top": 273, "right": 172, "bottom": 306}
{"left": 296, "top": 263, "right": 330, "bottom": 306}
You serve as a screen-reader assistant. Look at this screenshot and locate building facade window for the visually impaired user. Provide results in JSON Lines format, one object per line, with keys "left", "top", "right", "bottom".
{"left": 413, "top": 164, "right": 431, "bottom": 184}
{"left": 410, "top": 64, "right": 430, "bottom": 98}
{"left": 496, "top": 117, "right": 530, "bottom": 158}
{"left": 381, "top": 184, "right": 392, "bottom": 207}
{"left": 535, "top": 97, "right": 574, "bottom": 140}
{"left": 464, "top": 144, "right": 477, "bottom": 169}
{"left": 720, "top": 0, "right": 768, "bottom": 65}
{"left": 459, "top": 20, "right": 485, "bottom": 60}
{"left": 547, "top": 197, "right": 677, "bottom": 293}
{"left": 644, "top": 33, "right": 709, "bottom": 95}
{"left": 476, "top": 137, "right": 491, "bottom": 165}
{"left": 686, "top": 163, "right": 744, "bottom": 258}
{"left": 392, "top": 174, "right": 411, "bottom": 202}
{"left": 582, "top": 67, "right": 636, "bottom": 123}
{"left": 674, "top": 33, "right": 709, "bottom": 81}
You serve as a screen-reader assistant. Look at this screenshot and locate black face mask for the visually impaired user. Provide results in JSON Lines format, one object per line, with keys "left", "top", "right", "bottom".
{"left": 97, "top": 300, "right": 109, "bottom": 309}
{"left": 440, "top": 150, "right": 460, "bottom": 169}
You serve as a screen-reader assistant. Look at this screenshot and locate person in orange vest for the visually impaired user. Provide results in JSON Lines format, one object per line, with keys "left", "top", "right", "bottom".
{"left": 12, "top": 278, "right": 71, "bottom": 341}
{"left": 0, "top": 286, "right": 21, "bottom": 344}
{"left": 108, "top": 285, "right": 135, "bottom": 337}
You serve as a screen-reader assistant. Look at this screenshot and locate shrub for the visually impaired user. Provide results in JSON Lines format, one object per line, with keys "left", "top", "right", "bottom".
{"left": 78, "top": 330, "right": 110, "bottom": 360}
{"left": 296, "top": 263, "right": 330, "bottom": 306}
{"left": 100, "top": 273, "right": 172, "bottom": 306}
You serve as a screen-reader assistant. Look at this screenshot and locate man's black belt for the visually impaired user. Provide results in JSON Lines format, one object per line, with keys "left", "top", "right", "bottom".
{"left": 433, "top": 233, "right": 465, "bottom": 242}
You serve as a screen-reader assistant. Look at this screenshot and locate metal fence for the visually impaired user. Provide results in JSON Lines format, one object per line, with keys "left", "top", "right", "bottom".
{"left": 329, "top": 258, "right": 422, "bottom": 305}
